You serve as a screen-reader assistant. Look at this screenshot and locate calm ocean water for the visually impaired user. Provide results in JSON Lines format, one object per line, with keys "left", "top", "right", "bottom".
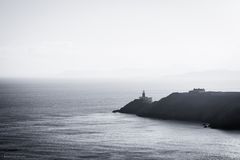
{"left": 0, "top": 80, "right": 240, "bottom": 160}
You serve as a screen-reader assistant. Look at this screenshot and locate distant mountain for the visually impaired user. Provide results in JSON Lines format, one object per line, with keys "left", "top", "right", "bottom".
{"left": 171, "top": 70, "right": 240, "bottom": 80}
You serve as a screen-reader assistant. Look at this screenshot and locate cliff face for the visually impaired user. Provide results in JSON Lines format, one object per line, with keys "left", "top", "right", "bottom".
{"left": 113, "top": 92, "right": 240, "bottom": 130}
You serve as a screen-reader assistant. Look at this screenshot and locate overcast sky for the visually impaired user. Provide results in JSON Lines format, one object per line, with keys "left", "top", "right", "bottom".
{"left": 1, "top": 0, "right": 240, "bottom": 79}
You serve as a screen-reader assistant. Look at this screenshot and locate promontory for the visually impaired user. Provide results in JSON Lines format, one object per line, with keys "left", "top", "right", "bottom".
{"left": 113, "top": 89, "right": 240, "bottom": 130}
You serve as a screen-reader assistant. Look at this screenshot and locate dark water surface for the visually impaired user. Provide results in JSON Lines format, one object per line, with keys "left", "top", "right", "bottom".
{"left": 0, "top": 80, "right": 240, "bottom": 160}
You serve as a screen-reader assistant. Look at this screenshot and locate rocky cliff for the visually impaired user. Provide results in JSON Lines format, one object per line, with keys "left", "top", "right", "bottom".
{"left": 113, "top": 91, "right": 240, "bottom": 130}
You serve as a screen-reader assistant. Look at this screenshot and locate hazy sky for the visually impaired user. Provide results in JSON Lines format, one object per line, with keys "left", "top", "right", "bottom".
{"left": 1, "top": 0, "right": 240, "bottom": 79}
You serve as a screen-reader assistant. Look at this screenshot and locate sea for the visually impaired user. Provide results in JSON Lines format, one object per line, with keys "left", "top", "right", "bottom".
{"left": 0, "top": 79, "right": 240, "bottom": 160}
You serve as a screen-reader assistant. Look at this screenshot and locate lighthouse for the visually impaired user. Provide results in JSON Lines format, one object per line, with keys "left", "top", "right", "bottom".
{"left": 142, "top": 90, "right": 145, "bottom": 98}
{"left": 139, "top": 90, "right": 152, "bottom": 103}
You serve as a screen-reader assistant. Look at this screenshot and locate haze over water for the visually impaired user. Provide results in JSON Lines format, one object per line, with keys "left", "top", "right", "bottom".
{"left": 1, "top": 80, "right": 240, "bottom": 160}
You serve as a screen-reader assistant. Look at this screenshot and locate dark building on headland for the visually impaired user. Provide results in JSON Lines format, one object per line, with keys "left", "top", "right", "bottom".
{"left": 189, "top": 88, "right": 205, "bottom": 94}
{"left": 139, "top": 90, "right": 152, "bottom": 103}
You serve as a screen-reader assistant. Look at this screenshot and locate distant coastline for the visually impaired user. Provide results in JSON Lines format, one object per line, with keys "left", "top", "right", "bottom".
{"left": 113, "top": 89, "right": 240, "bottom": 130}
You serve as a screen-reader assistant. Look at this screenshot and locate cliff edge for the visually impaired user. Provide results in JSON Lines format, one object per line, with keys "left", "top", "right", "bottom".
{"left": 113, "top": 89, "right": 240, "bottom": 130}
